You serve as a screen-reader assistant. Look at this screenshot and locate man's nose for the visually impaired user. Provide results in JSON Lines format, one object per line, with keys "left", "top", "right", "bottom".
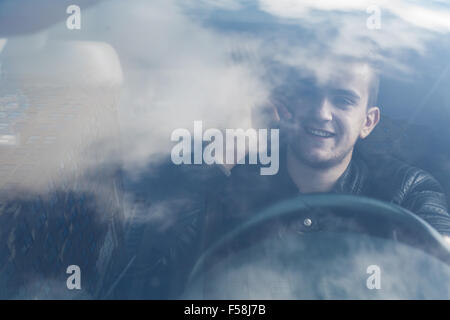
{"left": 310, "top": 97, "right": 333, "bottom": 121}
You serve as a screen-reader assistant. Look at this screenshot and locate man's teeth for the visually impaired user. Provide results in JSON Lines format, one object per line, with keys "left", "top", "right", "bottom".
{"left": 307, "top": 128, "right": 334, "bottom": 137}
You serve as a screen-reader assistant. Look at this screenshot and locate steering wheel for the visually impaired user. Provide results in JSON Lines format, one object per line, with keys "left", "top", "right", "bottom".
{"left": 187, "top": 194, "right": 450, "bottom": 289}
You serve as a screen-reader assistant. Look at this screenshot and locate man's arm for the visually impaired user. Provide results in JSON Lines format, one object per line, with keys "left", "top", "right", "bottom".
{"left": 105, "top": 161, "right": 230, "bottom": 299}
{"left": 401, "top": 168, "right": 450, "bottom": 237}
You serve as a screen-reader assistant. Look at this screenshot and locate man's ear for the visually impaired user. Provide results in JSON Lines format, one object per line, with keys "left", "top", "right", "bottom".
{"left": 359, "top": 106, "right": 380, "bottom": 139}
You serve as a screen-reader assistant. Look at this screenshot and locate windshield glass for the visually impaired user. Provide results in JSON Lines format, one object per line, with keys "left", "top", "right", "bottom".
{"left": 0, "top": 0, "right": 449, "bottom": 300}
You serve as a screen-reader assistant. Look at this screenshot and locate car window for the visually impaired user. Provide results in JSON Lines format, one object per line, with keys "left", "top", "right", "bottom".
{"left": 0, "top": 0, "right": 449, "bottom": 300}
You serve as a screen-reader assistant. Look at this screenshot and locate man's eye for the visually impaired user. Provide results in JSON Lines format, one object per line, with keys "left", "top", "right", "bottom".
{"left": 333, "top": 96, "right": 356, "bottom": 107}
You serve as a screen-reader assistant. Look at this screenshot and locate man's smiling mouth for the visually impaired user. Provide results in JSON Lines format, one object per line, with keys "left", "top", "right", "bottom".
{"left": 305, "top": 127, "right": 336, "bottom": 138}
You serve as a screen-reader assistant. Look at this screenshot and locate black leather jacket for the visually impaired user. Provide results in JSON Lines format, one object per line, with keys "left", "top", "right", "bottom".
{"left": 107, "top": 149, "right": 450, "bottom": 299}
{"left": 202, "top": 149, "right": 450, "bottom": 238}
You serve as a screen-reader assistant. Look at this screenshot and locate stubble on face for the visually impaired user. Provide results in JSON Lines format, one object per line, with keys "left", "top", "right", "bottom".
{"left": 287, "top": 126, "right": 355, "bottom": 169}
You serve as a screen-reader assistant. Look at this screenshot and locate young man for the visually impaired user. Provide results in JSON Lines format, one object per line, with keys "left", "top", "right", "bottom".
{"left": 203, "top": 59, "right": 450, "bottom": 237}
{"left": 110, "top": 59, "right": 450, "bottom": 299}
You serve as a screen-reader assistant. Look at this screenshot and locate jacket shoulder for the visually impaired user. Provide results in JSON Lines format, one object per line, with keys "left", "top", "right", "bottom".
{"left": 360, "top": 153, "right": 450, "bottom": 234}
{"left": 361, "top": 154, "right": 443, "bottom": 198}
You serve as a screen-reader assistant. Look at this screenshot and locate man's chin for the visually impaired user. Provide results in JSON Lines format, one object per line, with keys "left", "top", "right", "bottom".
{"left": 300, "top": 155, "right": 338, "bottom": 169}
{"left": 290, "top": 146, "right": 346, "bottom": 169}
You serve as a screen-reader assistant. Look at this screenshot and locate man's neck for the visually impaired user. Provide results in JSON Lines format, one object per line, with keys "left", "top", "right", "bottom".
{"left": 286, "top": 147, "right": 353, "bottom": 194}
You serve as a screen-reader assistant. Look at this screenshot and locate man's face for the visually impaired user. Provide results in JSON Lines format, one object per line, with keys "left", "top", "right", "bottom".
{"left": 279, "top": 62, "right": 379, "bottom": 168}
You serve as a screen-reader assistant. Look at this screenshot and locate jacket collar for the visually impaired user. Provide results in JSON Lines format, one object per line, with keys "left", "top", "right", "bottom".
{"left": 331, "top": 148, "right": 368, "bottom": 195}
{"left": 275, "top": 145, "right": 368, "bottom": 196}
